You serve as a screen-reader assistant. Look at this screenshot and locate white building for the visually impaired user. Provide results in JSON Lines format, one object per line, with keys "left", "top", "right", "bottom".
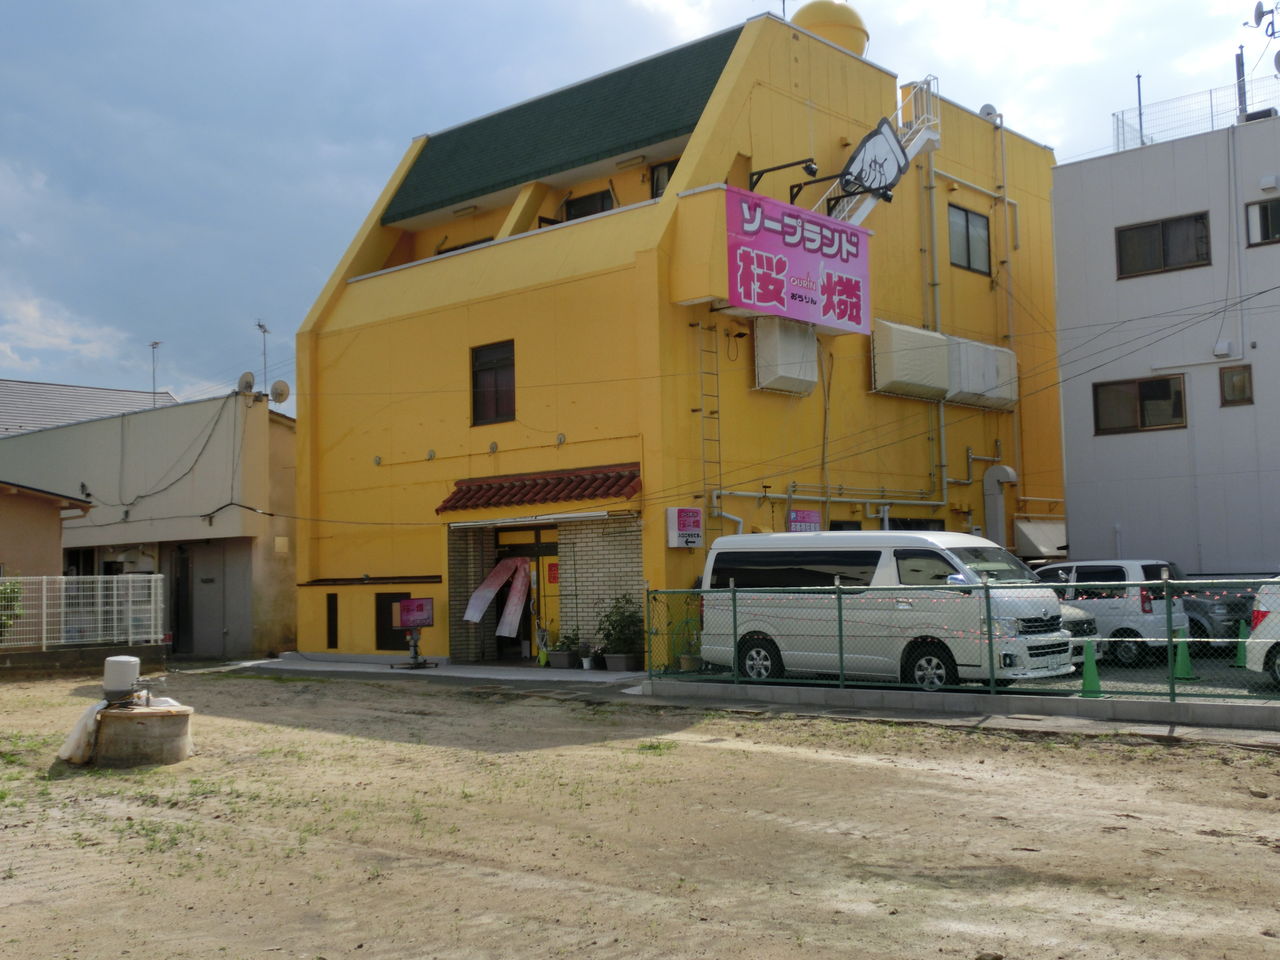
{"left": 0, "top": 389, "right": 296, "bottom": 657}
{"left": 1053, "top": 90, "right": 1280, "bottom": 574}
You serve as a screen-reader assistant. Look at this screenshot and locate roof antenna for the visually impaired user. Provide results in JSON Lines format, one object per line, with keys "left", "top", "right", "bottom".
{"left": 255, "top": 319, "right": 270, "bottom": 392}
{"left": 149, "top": 341, "right": 162, "bottom": 406}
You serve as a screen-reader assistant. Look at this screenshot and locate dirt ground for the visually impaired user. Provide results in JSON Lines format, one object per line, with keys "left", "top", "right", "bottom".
{"left": 2, "top": 672, "right": 1280, "bottom": 960}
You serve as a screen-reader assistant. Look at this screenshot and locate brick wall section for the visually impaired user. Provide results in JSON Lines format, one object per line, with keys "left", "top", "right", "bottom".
{"left": 557, "top": 516, "right": 644, "bottom": 644}
{"left": 446, "top": 527, "right": 497, "bottom": 662}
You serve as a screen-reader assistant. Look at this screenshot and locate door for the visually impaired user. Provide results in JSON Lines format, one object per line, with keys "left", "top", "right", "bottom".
{"left": 887, "top": 548, "right": 976, "bottom": 674}
{"left": 536, "top": 554, "right": 561, "bottom": 654}
{"left": 188, "top": 541, "right": 227, "bottom": 659}
{"left": 494, "top": 527, "right": 558, "bottom": 660}
{"left": 1073, "top": 564, "right": 1129, "bottom": 636}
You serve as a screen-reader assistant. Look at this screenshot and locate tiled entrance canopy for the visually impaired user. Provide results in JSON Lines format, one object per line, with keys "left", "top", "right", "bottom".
{"left": 436, "top": 462, "right": 641, "bottom": 513}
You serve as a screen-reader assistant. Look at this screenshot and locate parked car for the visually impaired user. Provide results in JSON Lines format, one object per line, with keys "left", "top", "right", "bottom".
{"left": 1034, "top": 559, "right": 1189, "bottom": 667}
{"left": 700, "top": 531, "right": 1074, "bottom": 690}
{"left": 1181, "top": 579, "right": 1257, "bottom": 647}
{"left": 1245, "top": 579, "right": 1280, "bottom": 685}
{"left": 1059, "top": 602, "right": 1105, "bottom": 664}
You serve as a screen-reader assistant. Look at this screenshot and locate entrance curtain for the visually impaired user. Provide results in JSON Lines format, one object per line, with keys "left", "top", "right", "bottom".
{"left": 463, "top": 557, "right": 530, "bottom": 638}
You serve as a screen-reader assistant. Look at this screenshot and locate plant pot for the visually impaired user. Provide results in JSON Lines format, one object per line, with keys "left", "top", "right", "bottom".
{"left": 604, "top": 652, "right": 644, "bottom": 671}
{"left": 581, "top": 656, "right": 602, "bottom": 670}
{"left": 547, "top": 650, "right": 580, "bottom": 669}
{"left": 678, "top": 654, "right": 702, "bottom": 673}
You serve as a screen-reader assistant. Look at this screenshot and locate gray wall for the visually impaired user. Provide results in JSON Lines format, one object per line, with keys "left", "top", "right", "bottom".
{"left": 1053, "top": 117, "right": 1280, "bottom": 573}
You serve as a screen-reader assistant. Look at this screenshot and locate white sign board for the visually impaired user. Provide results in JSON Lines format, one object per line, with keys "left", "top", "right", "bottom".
{"left": 666, "top": 507, "right": 704, "bottom": 548}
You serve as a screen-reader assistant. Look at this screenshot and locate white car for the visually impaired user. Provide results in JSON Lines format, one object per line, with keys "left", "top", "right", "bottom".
{"left": 1245, "top": 580, "right": 1280, "bottom": 685}
{"left": 1035, "top": 559, "right": 1189, "bottom": 667}
{"left": 1060, "top": 602, "right": 1105, "bottom": 665}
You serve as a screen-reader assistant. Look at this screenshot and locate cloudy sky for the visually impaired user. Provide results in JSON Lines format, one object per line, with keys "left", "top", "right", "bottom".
{"left": 0, "top": 0, "right": 1267, "bottom": 408}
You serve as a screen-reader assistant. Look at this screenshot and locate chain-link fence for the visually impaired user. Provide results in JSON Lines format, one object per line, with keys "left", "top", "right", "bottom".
{"left": 0, "top": 575, "right": 166, "bottom": 650}
{"left": 647, "top": 578, "right": 1280, "bottom": 701}
{"left": 1113, "top": 76, "right": 1280, "bottom": 151}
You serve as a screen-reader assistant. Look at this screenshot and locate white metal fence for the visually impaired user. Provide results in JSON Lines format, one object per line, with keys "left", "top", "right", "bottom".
{"left": 0, "top": 575, "right": 165, "bottom": 650}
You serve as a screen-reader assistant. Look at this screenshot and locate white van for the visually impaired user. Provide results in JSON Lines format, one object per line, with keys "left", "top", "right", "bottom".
{"left": 699, "top": 531, "right": 1074, "bottom": 690}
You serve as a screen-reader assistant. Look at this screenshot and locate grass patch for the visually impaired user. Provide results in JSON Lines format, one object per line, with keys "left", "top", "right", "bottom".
{"left": 637, "top": 740, "right": 676, "bottom": 754}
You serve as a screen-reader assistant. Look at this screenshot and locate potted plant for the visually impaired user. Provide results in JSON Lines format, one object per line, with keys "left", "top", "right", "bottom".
{"left": 678, "top": 634, "right": 702, "bottom": 673}
{"left": 598, "top": 594, "right": 645, "bottom": 671}
{"left": 546, "top": 628, "right": 581, "bottom": 670}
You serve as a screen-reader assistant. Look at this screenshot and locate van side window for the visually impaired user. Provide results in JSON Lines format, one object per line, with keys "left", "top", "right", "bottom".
{"left": 709, "top": 550, "right": 881, "bottom": 589}
{"left": 1075, "top": 565, "right": 1126, "bottom": 599}
{"left": 894, "top": 549, "right": 959, "bottom": 585}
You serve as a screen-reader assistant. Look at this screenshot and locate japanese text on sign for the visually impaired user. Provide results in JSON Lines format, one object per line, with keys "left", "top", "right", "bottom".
{"left": 725, "top": 185, "right": 871, "bottom": 336}
{"left": 666, "top": 507, "right": 704, "bottom": 548}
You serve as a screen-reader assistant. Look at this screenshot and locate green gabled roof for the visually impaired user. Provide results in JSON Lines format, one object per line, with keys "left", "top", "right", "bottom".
{"left": 381, "top": 25, "right": 744, "bottom": 225}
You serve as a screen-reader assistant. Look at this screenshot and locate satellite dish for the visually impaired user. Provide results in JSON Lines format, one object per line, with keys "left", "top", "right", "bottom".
{"left": 269, "top": 380, "right": 290, "bottom": 404}
{"left": 979, "top": 103, "right": 999, "bottom": 121}
{"left": 237, "top": 371, "right": 255, "bottom": 394}
{"left": 1273, "top": 49, "right": 1280, "bottom": 76}
{"left": 1256, "top": 1, "right": 1267, "bottom": 26}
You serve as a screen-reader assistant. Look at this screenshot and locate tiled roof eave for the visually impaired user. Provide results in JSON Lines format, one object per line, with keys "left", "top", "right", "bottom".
{"left": 437, "top": 463, "right": 641, "bottom": 514}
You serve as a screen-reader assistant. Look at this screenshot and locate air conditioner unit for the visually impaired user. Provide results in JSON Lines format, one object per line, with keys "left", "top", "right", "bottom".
{"left": 1242, "top": 107, "right": 1279, "bottom": 123}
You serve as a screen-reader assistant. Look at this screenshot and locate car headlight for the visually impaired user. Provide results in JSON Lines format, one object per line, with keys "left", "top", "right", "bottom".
{"left": 988, "top": 617, "right": 1019, "bottom": 637}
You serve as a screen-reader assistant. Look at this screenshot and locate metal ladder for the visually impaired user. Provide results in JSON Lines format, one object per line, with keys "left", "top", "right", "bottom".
{"left": 695, "top": 320, "right": 723, "bottom": 538}
{"left": 817, "top": 76, "right": 941, "bottom": 226}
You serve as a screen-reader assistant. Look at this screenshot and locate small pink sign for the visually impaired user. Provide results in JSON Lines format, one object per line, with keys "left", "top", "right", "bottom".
{"left": 788, "top": 509, "right": 822, "bottom": 532}
{"left": 396, "top": 597, "right": 434, "bottom": 629}
{"left": 725, "top": 185, "right": 871, "bottom": 335}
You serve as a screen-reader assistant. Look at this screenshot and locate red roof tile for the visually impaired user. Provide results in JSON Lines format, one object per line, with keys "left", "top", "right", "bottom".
{"left": 436, "top": 463, "right": 641, "bottom": 513}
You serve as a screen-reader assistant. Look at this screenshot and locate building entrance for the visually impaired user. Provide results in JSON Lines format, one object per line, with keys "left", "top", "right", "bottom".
{"left": 493, "top": 527, "right": 560, "bottom": 661}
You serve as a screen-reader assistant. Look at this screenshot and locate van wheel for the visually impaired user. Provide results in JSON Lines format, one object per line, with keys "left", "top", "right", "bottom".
{"left": 902, "top": 643, "right": 957, "bottom": 691}
{"left": 1109, "top": 632, "right": 1147, "bottom": 667}
{"left": 737, "top": 634, "right": 783, "bottom": 680}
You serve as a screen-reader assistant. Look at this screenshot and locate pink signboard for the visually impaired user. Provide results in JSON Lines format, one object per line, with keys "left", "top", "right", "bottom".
{"left": 725, "top": 185, "right": 871, "bottom": 335}
{"left": 787, "top": 509, "right": 822, "bottom": 532}
{"left": 395, "top": 597, "right": 434, "bottom": 629}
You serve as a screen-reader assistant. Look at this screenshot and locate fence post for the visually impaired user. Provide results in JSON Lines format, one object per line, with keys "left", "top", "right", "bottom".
{"left": 1165, "top": 572, "right": 1177, "bottom": 702}
{"left": 984, "top": 575, "right": 997, "bottom": 696}
{"left": 835, "top": 576, "right": 845, "bottom": 688}
{"left": 41, "top": 576, "right": 48, "bottom": 652}
{"left": 645, "top": 590, "right": 652, "bottom": 679}
{"left": 730, "top": 579, "right": 739, "bottom": 685}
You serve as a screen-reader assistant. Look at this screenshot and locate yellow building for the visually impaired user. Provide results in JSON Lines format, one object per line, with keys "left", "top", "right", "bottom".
{"left": 296, "top": 3, "right": 1065, "bottom": 662}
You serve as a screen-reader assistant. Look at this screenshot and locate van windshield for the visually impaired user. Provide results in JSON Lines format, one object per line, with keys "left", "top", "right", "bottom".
{"left": 949, "top": 547, "right": 1038, "bottom": 583}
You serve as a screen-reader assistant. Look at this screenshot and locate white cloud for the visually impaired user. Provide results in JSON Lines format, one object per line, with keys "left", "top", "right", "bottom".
{"left": 0, "top": 286, "right": 125, "bottom": 371}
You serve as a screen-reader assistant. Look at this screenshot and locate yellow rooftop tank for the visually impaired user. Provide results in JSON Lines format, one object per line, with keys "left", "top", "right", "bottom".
{"left": 791, "top": 1, "right": 869, "bottom": 56}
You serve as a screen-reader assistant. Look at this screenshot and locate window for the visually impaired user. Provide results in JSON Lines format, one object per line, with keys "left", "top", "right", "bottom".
{"left": 948, "top": 205, "right": 990, "bottom": 274}
{"left": 709, "top": 550, "right": 881, "bottom": 588}
{"left": 564, "top": 189, "right": 613, "bottom": 221}
{"left": 1074, "top": 565, "right": 1126, "bottom": 600}
{"left": 1220, "top": 364, "right": 1253, "bottom": 406}
{"left": 326, "top": 593, "right": 338, "bottom": 649}
{"left": 650, "top": 159, "right": 679, "bottom": 199}
{"left": 471, "top": 340, "right": 514, "bottom": 425}
{"left": 1115, "top": 213, "right": 1210, "bottom": 278}
{"left": 375, "top": 592, "right": 411, "bottom": 651}
{"left": 1246, "top": 199, "right": 1280, "bottom": 246}
{"left": 894, "top": 549, "right": 959, "bottom": 586}
{"left": 1092, "top": 374, "right": 1186, "bottom": 435}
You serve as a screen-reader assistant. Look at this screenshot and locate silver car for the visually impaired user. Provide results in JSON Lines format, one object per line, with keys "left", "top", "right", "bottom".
{"left": 1035, "top": 560, "right": 1190, "bottom": 667}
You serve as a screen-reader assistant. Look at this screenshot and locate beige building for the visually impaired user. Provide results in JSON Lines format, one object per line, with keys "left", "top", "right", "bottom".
{"left": 0, "top": 480, "right": 91, "bottom": 577}
{"left": 0, "top": 389, "right": 296, "bottom": 658}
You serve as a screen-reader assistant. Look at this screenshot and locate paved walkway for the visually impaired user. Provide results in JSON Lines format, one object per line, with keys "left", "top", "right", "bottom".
{"left": 177, "top": 651, "right": 1280, "bottom": 751}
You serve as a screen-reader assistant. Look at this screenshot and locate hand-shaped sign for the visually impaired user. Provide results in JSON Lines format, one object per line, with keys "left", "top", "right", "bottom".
{"left": 839, "top": 118, "right": 908, "bottom": 195}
